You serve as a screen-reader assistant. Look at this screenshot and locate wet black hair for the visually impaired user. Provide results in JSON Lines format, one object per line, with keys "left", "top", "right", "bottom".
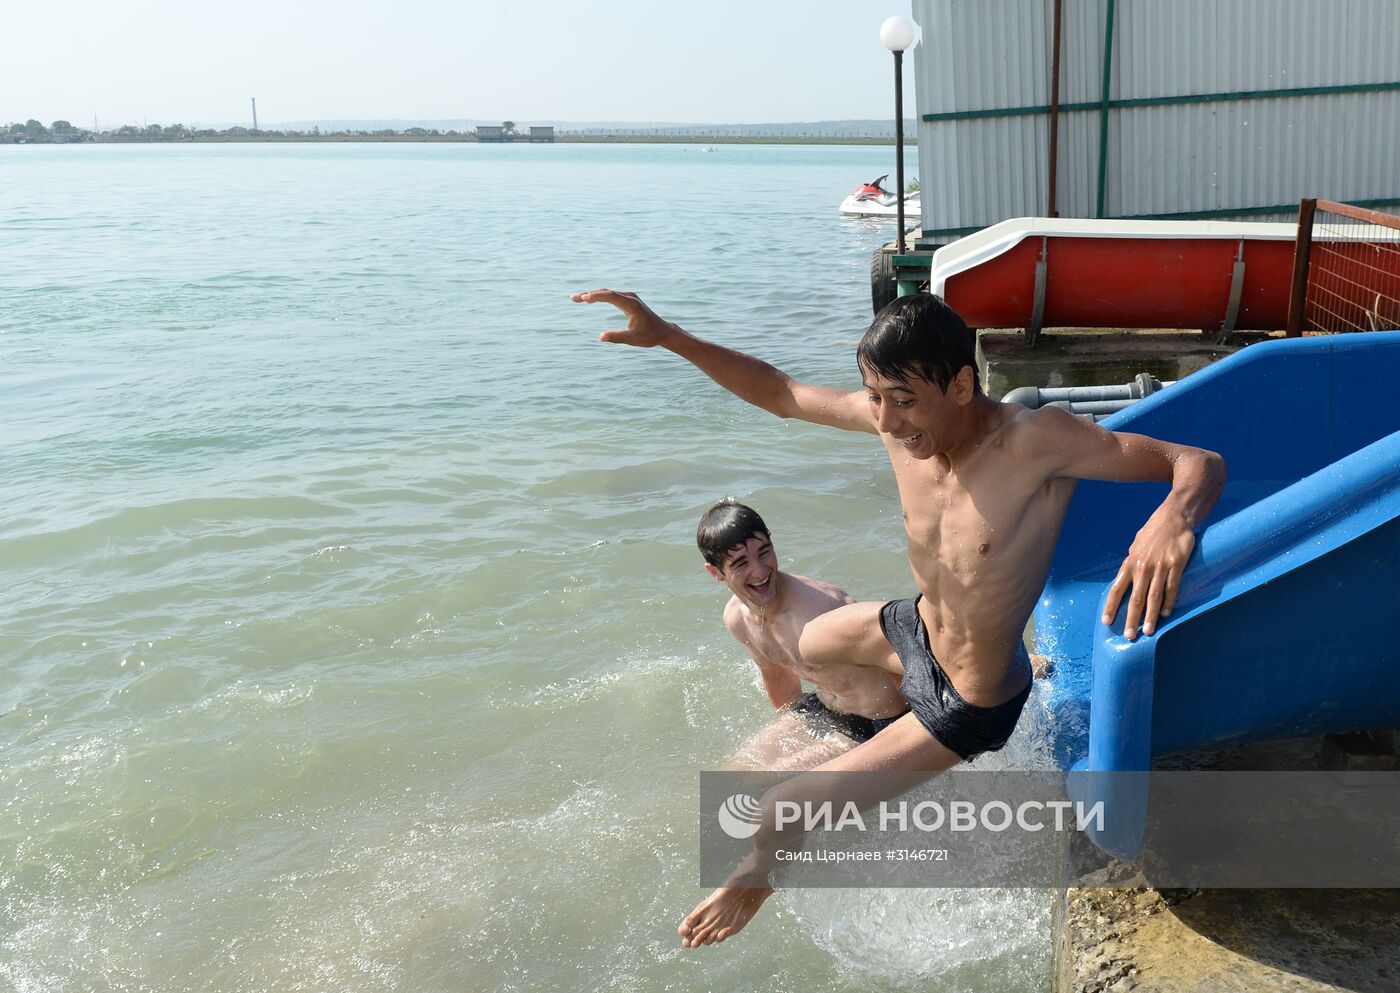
{"left": 856, "top": 293, "right": 981, "bottom": 394}
{"left": 696, "top": 499, "right": 771, "bottom": 570}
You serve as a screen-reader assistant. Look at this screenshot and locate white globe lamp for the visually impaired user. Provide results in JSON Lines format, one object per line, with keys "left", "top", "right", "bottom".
{"left": 880, "top": 16, "right": 916, "bottom": 52}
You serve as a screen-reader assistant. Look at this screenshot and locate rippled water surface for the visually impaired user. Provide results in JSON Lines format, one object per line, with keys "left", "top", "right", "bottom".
{"left": 1, "top": 142, "right": 1054, "bottom": 992}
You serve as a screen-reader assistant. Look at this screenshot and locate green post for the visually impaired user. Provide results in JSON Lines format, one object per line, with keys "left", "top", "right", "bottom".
{"left": 1095, "top": 0, "right": 1117, "bottom": 218}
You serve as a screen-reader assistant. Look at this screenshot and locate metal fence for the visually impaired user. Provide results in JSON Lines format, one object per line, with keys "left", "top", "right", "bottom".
{"left": 1287, "top": 199, "right": 1400, "bottom": 336}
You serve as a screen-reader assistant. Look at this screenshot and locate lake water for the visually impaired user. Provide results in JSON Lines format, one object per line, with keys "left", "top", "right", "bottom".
{"left": 1, "top": 141, "right": 1055, "bottom": 992}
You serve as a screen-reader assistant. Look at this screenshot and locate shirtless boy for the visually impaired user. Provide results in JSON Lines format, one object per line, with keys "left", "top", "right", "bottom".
{"left": 572, "top": 288, "right": 1226, "bottom": 948}
{"left": 697, "top": 499, "right": 908, "bottom": 770}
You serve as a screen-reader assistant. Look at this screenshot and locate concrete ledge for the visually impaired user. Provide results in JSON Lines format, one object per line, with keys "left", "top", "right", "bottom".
{"left": 1058, "top": 738, "right": 1400, "bottom": 992}
{"left": 1062, "top": 888, "right": 1400, "bottom": 993}
{"left": 977, "top": 328, "right": 1277, "bottom": 401}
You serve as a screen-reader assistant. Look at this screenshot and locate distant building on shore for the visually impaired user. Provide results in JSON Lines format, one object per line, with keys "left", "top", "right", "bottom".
{"left": 475, "top": 124, "right": 554, "bottom": 143}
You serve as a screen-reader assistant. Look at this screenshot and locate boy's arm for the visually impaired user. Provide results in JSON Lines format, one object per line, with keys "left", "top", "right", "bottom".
{"left": 572, "top": 289, "right": 876, "bottom": 433}
{"left": 724, "top": 604, "right": 803, "bottom": 708}
{"left": 1028, "top": 407, "right": 1227, "bottom": 640}
{"left": 751, "top": 651, "right": 803, "bottom": 710}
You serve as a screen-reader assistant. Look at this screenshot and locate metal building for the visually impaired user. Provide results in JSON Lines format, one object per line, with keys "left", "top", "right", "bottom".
{"left": 910, "top": 0, "right": 1400, "bottom": 247}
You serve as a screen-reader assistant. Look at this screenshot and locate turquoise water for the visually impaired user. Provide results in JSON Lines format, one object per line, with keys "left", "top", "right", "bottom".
{"left": 2, "top": 142, "right": 1052, "bottom": 992}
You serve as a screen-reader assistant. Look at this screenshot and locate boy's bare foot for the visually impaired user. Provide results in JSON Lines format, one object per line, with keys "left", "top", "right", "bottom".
{"left": 677, "top": 886, "right": 774, "bottom": 947}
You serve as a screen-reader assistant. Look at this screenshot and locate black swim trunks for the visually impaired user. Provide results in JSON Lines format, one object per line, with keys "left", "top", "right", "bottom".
{"left": 784, "top": 691, "right": 902, "bottom": 745}
{"left": 879, "top": 596, "right": 1032, "bottom": 761}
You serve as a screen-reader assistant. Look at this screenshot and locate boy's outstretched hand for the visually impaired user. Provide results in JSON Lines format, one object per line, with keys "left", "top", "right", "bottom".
{"left": 1101, "top": 509, "right": 1197, "bottom": 640}
{"left": 570, "top": 289, "right": 678, "bottom": 348}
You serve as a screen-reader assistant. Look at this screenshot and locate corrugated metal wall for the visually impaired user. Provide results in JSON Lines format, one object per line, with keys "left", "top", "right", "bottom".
{"left": 911, "top": 0, "right": 1400, "bottom": 242}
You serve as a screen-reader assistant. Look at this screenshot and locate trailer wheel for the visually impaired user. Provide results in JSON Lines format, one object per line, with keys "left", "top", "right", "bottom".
{"left": 871, "top": 249, "right": 897, "bottom": 315}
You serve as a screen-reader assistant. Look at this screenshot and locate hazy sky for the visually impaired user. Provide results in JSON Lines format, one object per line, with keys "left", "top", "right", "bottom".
{"left": 3, "top": 0, "right": 920, "bottom": 127}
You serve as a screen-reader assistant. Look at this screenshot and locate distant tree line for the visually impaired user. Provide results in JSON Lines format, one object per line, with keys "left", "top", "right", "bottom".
{"left": 1, "top": 119, "right": 484, "bottom": 143}
{"left": 5, "top": 117, "right": 899, "bottom": 144}
{"left": 4, "top": 119, "right": 94, "bottom": 143}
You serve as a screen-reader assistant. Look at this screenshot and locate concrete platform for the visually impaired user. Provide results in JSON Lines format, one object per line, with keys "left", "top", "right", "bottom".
{"left": 1056, "top": 738, "right": 1400, "bottom": 993}
{"left": 1059, "top": 888, "right": 1400, "bottom": 993}
{"left": 977, "top": 328, "right": 1278, "bottom": 401}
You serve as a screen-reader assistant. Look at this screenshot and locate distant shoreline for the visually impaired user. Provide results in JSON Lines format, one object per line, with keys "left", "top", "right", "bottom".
{"left": 42, "top": 134, "right": 898, "bottom": 147}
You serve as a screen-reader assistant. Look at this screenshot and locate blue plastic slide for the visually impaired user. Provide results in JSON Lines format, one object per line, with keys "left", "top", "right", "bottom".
{"left": 1035, "top": 331, "right": 1400, "bottom": 857}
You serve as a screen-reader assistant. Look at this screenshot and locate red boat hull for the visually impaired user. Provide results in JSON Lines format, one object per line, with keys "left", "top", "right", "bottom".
{"left": 930, "top": 219, "right": 1400, "bottom": 333}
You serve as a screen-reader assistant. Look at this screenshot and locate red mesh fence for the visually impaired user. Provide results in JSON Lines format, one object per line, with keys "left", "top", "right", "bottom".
{"left": 1288, "top": 199, "right": 1400, "bottom": 336}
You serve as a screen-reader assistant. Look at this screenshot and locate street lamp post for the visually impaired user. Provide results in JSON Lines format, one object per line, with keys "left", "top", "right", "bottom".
{"left": 881, "top": 16, "right": 916, "bottom": 255}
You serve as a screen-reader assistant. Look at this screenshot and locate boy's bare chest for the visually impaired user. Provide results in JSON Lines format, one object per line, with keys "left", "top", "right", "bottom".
{"left": 747, "top": 621, "right": 805, "bottom": 668}
{"left": 742, "top": 585, "right": 845, "bottom": 671}
{"left": 892, "top": 460, "right": 1053, "bottom": 575}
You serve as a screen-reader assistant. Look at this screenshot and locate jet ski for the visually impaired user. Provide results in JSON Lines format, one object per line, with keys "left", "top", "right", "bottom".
{"left": 839, "top": 175, "right": 920, "bottom": 218}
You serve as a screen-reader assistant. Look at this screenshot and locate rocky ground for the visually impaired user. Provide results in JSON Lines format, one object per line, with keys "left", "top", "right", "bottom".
{"left": 1057, "top": 737, "right": 1400, "bottom": 993}
{"left": 1061, "top": 886, "right": 1400, "bottom": 993}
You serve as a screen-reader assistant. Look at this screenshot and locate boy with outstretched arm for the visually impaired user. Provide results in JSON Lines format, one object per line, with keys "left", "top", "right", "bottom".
{"left": 573, "top": 288, "right": 1225, "bottom": 948}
